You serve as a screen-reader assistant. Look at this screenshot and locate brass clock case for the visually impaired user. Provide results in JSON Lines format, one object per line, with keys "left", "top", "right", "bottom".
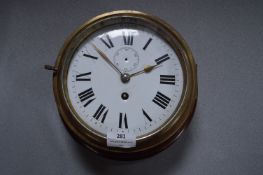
{"left": 51, "top": 10, "right": 197, "bottom": 159}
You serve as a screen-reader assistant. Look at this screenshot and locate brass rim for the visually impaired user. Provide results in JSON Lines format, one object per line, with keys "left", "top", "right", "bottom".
{"left": 52, "top": 10, "right": 198, "bottom": 159}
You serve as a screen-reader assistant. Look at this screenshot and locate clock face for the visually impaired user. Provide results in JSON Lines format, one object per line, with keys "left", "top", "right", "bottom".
{"left": 66, "top": 23, "right": 184, "bottom": 137}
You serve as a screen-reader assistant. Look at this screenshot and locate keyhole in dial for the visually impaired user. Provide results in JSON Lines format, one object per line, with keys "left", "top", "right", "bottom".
{"left": 124, "top": 58, "right": 128, "bottom": 62}
{"left": 121, "top": 92, "right": 129, "bottom": 100}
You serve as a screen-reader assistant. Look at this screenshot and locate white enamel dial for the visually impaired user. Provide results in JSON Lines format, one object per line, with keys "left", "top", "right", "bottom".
{"left": 66, "top": 24, "right": 184, "bottom": 137}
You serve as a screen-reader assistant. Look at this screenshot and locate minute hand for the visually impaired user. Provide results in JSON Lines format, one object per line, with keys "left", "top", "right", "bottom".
{"left": 92, "top": 43, "right": 122, "bottom": 75}
{"left": 130, "top": 64, "right": 161, "bottom": 78}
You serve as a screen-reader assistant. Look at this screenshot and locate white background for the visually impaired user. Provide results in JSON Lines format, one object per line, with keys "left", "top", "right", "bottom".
{"left": 67, "top": 26, "right": 183, "bottom": 136}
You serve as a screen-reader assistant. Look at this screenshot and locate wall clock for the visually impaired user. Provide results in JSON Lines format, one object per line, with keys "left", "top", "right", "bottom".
{"left": 45, "top": 10, "right": 198, "bottom": 159}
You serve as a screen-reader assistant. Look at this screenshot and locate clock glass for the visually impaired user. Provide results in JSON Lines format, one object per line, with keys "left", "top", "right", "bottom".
{"left": 66, "top": 24, "right": 184, "bottom": 137}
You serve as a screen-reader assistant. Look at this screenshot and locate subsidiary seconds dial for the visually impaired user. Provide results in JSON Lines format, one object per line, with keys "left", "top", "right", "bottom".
{"left": 67, "top": 26, "right": 183, "bottom": 136}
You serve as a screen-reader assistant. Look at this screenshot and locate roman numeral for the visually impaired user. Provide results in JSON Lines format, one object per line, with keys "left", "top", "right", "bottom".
{"left": 160, "top": 75, "right": 175, "bottom": 85}
{"left": 76, "top": 72, "right": 91, "bottom": 81}
{"left": 155, "top": 54, "right": 170, "bottom": 65}
{"left": 152, "top": 91, "right": 171, "bottom": 109}
{"left": 83, "top": 54, "right": 98, "bottom": 59}
{"left": 78, "top": 88, "right": 95, "bottom": 107}
{"left": 123, "top": 32, "right": 133, "bottom": 45}
{"left": 143, "top": 38, "right": 152, "bottom": 50}
{"left": 93, "top": 104, "right": 108, "bottom": 123}
{"left": 119, "top": 113, "right": 128, "bottom": 129}
{"left": 100, "top": 34, "right": 114, "bottom": 49}
{"left": 142, "top": 109, "right": 152, "bottom": 122}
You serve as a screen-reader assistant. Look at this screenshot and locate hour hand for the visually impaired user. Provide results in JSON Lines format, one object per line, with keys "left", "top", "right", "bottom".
{"left": 130, "top": 64, "right": 161, "bottom": 78}
{"left": 92, "top": 43, "right": 122, "bottom": 75}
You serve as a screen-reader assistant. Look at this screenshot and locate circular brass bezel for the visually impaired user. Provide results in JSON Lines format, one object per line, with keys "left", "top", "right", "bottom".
{"left": 52, "top": 10, "right": 197, "bottom": 159}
